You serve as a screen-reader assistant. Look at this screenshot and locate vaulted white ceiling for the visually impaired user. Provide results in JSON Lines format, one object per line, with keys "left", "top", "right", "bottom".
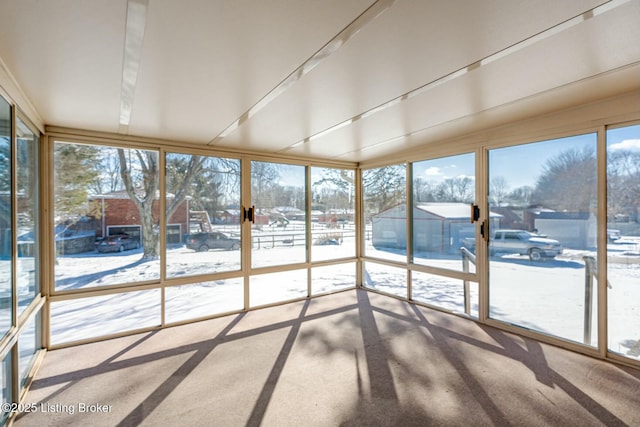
{"left": 0, "top": 0, "right": 639, "bottom": 163}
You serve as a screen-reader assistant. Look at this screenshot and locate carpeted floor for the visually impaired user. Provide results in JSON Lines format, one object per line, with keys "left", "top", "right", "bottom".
{"left": 14, "top": 289, "right": 640, "bottom": 426}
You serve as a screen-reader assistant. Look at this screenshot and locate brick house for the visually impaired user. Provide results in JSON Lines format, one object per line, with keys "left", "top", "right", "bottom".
{"left": 90, "top": 190, "right": 189, "bottom": 245}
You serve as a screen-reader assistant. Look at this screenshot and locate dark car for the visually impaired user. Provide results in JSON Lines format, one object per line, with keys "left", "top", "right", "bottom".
{"left": 187, "top": 232, "right": 240, "bottom": 252}
{"left": 97, "top": 234, "right": 140, "bottom": 253}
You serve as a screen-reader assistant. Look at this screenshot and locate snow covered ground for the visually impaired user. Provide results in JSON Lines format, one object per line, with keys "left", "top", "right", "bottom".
{"left": 9, "top": 226, "right": 634, "bottom": 360}
{"left": 364, "top": 237, "right": 639, "bottom": 358}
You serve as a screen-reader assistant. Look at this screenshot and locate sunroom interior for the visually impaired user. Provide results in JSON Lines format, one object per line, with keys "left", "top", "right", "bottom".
{"left": 1, "top": 0, "right": 639, "bottom": 425}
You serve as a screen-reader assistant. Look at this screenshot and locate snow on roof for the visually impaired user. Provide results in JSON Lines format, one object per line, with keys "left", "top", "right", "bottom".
{"left": 416, "top": 203, "right": 502, "bottom": 219}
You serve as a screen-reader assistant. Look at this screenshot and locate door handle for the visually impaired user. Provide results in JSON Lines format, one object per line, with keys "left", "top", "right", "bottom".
{"left": 480, "top": 220, "right": 489, "bottom": 243}
{"left": 242, "top": 205, "right": 255, "bottom": 224}
{"left": 470, "top": 204, "right": 480, "bottom": 223}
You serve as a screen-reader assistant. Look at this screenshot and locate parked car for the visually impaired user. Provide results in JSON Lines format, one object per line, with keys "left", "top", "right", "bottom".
{"left": 97, "top": 234, "right": 140, "bottom": 253}
{"left": 607, "top": 229, "right": 621, "bottom": 242}
{"left": 462, "top": 229, "right": 563, "bottom": 261}
{"left": 187, "top": 232, "right": 240, "bottom": 252}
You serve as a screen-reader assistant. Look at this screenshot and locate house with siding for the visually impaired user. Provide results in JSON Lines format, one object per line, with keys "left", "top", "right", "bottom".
{"left": 372, "top": 203, "right": 502, "bottom": 253}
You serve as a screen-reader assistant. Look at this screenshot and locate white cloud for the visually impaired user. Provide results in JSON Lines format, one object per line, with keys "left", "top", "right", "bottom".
{"left": 610, "top": 139, "right": 640, "bottom": 151}
{"left": 424, "top": 167, "right": 443, "bottom": 177}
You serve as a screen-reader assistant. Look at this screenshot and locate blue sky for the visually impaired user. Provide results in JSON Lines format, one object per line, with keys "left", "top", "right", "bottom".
{"left": 413, "top": 152, "right": 475, "bottom": 184}
{"left": 489, "top": 133, "right": 597, "bottom": 189}
{"left": 413, "top": 124, "right": 639, "bottom": 191}
{"left": 273, "top": 124, "right": 639, "bottom": 192}
{"left": 607, "top": 124, "right": 640, "bottom": 151}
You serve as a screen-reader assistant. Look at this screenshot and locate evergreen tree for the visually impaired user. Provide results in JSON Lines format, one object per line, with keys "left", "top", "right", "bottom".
{"left": 53, "top": 143, "right": 102, "bottom": 228}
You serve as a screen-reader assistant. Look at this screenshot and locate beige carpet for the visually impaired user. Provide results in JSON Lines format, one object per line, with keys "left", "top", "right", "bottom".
{"left": 14, "top": 289, "right": 640, "bottom": 427}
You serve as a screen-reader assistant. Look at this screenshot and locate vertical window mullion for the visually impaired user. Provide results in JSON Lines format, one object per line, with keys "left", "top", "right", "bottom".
{"left": 159, "top": 149, "right": 166, "bottom": 326}
{"left": 406, "top": 162, "right": 412, "bottom": 301}
{"left": 9, "top": 104, "right": 19, "bottom": 405}
{"left": 597, "top": 126, "right": 607, "bottom": 359}
{"left": 10, "top": 106, "right": 16, "bottom": 329}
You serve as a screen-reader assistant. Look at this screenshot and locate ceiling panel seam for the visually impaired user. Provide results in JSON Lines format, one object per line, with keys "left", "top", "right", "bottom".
{"left": 207, "top": 0, "right": 396, "bottom": 146}
{"left": 283, "top": 0, "right": 633, "bottom": 157}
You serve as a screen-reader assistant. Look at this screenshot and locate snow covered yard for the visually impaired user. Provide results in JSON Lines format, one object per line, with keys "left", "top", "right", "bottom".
{"left": 47, "top": 233, "right": 639, "bottom": 359}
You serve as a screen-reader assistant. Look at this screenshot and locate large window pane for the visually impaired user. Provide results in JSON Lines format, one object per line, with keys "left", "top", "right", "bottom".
{"left": 311, "top": 263, "right": 355, "bottom": 295}
{"left": 50, "top": 289, "right": 161, "bottom": 345}
{"left": 489, "top": 134, "right": 598, "bottom": 346}
{"left": 250, "top": 269, "right": 307, "bottom": 307}
{"left": 53, "top": 143, "right": 160, "bottom": 290}
{"left": 251, "top": 162, "right": 306, "bottom": 268}
{"left": 606, "top": 124, "right": 640, "bottom": 360}
{"left": 18, "top": 311, "right": 40, "bottom": 387}
{"left": 0, "top": 96, "right": 12, "bottom": 337}
{"left": 165, "top": 153, "right": 241, "bottom": 278}
{"left": 412, "top": 271, "right": 478, "bottom": 318}
{"left": 311, "top": 167, "right": 355, "bottom": 262}
{"left": 412, "top": 153, "right": 476, "bottom": 273}
{"left": 363, "top": 164, "right": 406, "bottom": 263}
{"left": 1, "top": 352, "right": 11, "bottom": 426}
{"left": 363, "top": 262, "right": 407, "bottom": 298}
{"left": 16, "top": 118, "right": 38, "bottom": 314}
{"left": 165, "top": 278, "right": 243, "bottom": 323}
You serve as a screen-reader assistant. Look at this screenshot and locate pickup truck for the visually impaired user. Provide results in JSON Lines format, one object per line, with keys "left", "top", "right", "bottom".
{"left": 462, "top": 229, "right": 563, "bottom": 261}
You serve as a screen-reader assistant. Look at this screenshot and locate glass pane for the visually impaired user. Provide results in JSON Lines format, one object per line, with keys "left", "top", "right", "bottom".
{"left": 412, "top": 271, "right": 478, "bottom": 318}
{"left": 251, "top": 162, "right": 306, "bottom": 268}
{"left": 50, "top": 289, "right": 161, "bottom": 345}
{"left": 412, "top": 153, "right": 476, "bottom": 273}
{"left": 488, "top": 134, "right": 598, "bottom": 346}
{"left": 250, "top": 269, "right": 307, "bottom": 307}
{"left": 19, "top": 311, "right": 40, "bottom": 387}
{"left": 311, "top": 263, "right": 355, "bottom": 295}
{"left": 363, "top": 164, "right": 407, "bottom": 263}
{"left": 0, "top": 96, "right": 12, "bottom": 337}
{"left": 606, "top": 124, "right": 640, "bottom": 360}
{"left": 363, "top": 262, "right": 407, "bottom": 298}
{"left": 311, "top": 167, "right": 355, "bottom": 261}
{"left": 165, "top": 278, "right": 244, "bottom": 323}
{"left": 53, "top": 143, "right": 160, "bottom": 290}
{"left": 165, "top": 153, "right": 241, "bottom": 278}
{"left": 16, "top": 118, "right": 39, "bottom": 314}
{"left": 1, "top": 352, "right": 11, "bottom": 426}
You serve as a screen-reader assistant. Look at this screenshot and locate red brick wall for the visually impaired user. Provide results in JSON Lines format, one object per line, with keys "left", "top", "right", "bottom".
{"left": 99, "top": 198, "right": 188, "bottom": 237}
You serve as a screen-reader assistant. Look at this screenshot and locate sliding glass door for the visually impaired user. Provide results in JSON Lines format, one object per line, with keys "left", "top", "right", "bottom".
{"left": 606, "top": 124, "right": 640, "bottom": 361}
{"left": 488, "top": 134, "right": 599, "bottom": 346}
{"left": 411, "top": 153, "right": 479, "bottom": 317}
{"left": 249, "top": 161, "right": 307, "bottom": 306}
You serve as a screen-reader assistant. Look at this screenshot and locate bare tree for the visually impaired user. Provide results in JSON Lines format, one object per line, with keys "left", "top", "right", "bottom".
{"left": 508, "top": 185, "right": 534, "bottom": 207}
{"left": 532, "top": 147, "right": 596, "bottom": 211}
{"left": 251, "top": 161, "right": 281, "bottom": 211}
{"left": 363, "top": 164, "right": 406, "bottom": 216}
{"left": 489, "top": 176, "right": 510, "bottom": 206}
{"left": 413, "top": 177, "right": 437, "bottom": 203}
{"left": 312, "top": 168, "right": 355, "bottom": 211}
{"left": 607, "top": 149, "right": 640, "bottom": 219}
{"left": 118, "top": 149, "right": 205, "bottom": 259}
{"left": 435, "top": 176, "right": 474, "bottom": 203}
{"left": 89, "top": 150, "right": 122, "bottom": 195}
